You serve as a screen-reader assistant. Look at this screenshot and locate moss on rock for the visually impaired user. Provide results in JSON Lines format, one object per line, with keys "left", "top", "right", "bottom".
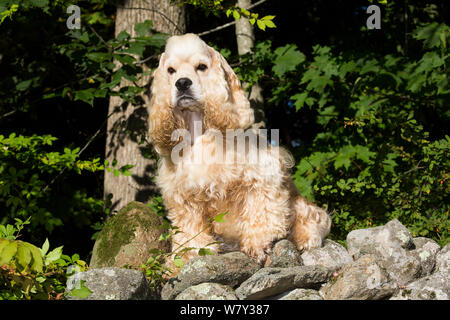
{"left": 90, "top": 201, "right": 170, "bottom": 269}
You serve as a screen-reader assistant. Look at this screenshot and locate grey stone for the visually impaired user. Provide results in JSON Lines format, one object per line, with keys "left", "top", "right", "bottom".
{"left": 346, "top": 219, "right": 421, "bottom": 286}
{"left": 90, "top": 201, "right": 170, "bottom": 269}
{"left": 411, "top": 237, "right": 440, "bottom": 276}
{"left": 381, "top": 250, "right": 422, "bottom": 286}
{"left": 301, "top": 239, "right": 352, "bottom": 269}
{"left": 320, "top": 254, "right": 397, "bottom": 300}
{"left": 161, "top": 251, "right": 260, "bottom": 300}
{"left": 265, "top": 239, "right": 303, "bottom": 268}
{"left": 66, "top": 267, "right": 151, "bottom": 300}
{"left": 175, "top": 283, "right": 238, "bottom": 300}
{"left": 278, "top": 288, "right": 323, "bottom": 300}
{"left": 435, "top": 244, "right": 450, "bottom": 274}
{"left": 235, "top": 265, "right": 335, "bottom": 300}
{"left": 346, "top": 219, "right": 415, "bottom": 260}
{"left": 390, "top": 272, "right": 450, "bottom": 300}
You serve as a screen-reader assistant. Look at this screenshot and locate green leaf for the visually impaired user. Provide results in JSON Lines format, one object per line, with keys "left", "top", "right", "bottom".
{"left": 264, "top": 20, "right": 276, "bottom": 28}
{"left": 0, "top": 239, "right": 10, "bottom": 254}
{"left": 45, "top": 245, "right": 63, "bottom": 265}
{"left": 80, "top": 32, "right": 89, "bottom": 43}
{"left": 334, "top": 145, "right": 355, "bottom": 170}
{"left": 40, "top": 238, "right": 49, "bottom": 256}
{"left": 125, "top": 41, "right": 146, "bottom": 57}
{"left": 113, "top": 53, "right": 136, "bottom": 65}
{"left": 354, "top": 145, "right": 375, "bottom": 163}
{"left": 0, "top": 240, "right": 17, "bottom": 265}
{"left": 291, "top": 92, "right": 308, "bottom": 110}
{"left": 158, "top": 232, "right": 171, "bottom": 241}
{"left": 16, "top": 79, "right": 32, "bottom": 91}
{"left": 86, "top": 52, "right": 111, "bottom": 63}
{"left": 213, "top": 212, "right": 228, "bottom": 223}
{"left": 69, "top": 280, "right": 93, "bottom": 299}
{"left": 74, "top": 89, "right": 95, "bottom": 106}
{"left": 306, "top": 76, "right": 332, "bottom": 94}
{"left": 28, "top": 0, "right": 49, "bottom": 8}
{"left": 134, "top": 20, "right": 153, "bottom": 37}
{"left": 256, "top": 19, "right": 266, "bottom": 31}
{"left": 27, "top": 243, "right": 44, "bottom": 273}
{"left": 293, "top": 176, "right": 315, "bottom": 202}
{"left": 198, "top": 248, "right": 214, "bottom": 256}
{"left": 116, "top": 30, "right": 130, "bottom": 42}
{"left": 413, "top": 22, "right": 447, "bottom": 49}
{"left": 317, "top": 106, "right": 336, "bottom": 126}
{"left": 173, "top": 256, "right": 184, "bottom": 268}
{"left": 272, "top": 45, "right": 305, "bottom": 77}
{"left": 16, "top": 244, "right": 32, "bottom": 271}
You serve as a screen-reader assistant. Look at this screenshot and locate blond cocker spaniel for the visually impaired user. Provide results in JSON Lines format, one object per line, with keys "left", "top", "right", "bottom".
{"left": 148, "top": 34, "right": 331, "bottom": 269}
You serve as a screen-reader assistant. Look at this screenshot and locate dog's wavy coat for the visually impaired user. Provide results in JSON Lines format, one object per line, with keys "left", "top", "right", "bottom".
{"left": 149, "top": 34, "right": 331, "bottom": 268}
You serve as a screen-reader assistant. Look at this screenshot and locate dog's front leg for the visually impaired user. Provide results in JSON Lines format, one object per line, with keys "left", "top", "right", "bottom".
{"left": 165, "top": 205, "right": 219, "bottom": 275}
{"left": 238, "top": 190, "right": 292, "bottom": 265}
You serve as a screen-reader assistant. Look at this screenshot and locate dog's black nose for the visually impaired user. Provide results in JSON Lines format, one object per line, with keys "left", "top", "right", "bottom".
{"left": 175, "top": 77, "right": 192, "bottom": 91}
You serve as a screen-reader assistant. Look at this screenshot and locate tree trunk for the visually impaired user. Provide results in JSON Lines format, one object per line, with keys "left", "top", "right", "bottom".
{"left": 235, "top": 0, "right": 265, "bottom": 129}
{"left": 104, "top": 0, "right": 185, "bottom": 213}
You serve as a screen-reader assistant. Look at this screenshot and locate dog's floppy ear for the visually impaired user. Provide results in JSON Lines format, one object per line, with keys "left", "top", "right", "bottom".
{"left": 208, "top": 46, "right": 242, "bottom": 96}
{"left": 149, "top": 51, "right": 179, "bottom": 156}
{"left": 152, "top": 53, "right": 166, "bottom": 85}
{"left": 150, "top": 52, "right": 170, "bottom": 103}
{"left": 207, "top": 46, "right": 254, "bottom": 129}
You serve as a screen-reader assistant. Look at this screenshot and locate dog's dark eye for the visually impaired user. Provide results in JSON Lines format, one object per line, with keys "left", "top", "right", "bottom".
{"left": 196, "top": 64, "right": 208, "bottom": 72}
{"left": 167, "top": 67, "right": 176, "bottom": 74}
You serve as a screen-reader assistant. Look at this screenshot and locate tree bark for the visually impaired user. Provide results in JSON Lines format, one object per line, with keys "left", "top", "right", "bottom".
{"left": 104, "top": 0, "right": 185, "bottom": 213}
{"left": 235, "top": 0, "right": 265, "bottom": 129}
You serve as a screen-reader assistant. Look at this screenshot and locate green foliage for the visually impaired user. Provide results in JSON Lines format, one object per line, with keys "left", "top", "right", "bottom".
{"left": 181, "top": 0, "right": 276, "bottom": 31}
{"left": 236, "top": 22, "right": 449, "bottom": 245}
{"left": 0, "top": 217, "right": 30, "bottom": 240}
{"left": 0, "top": 220, "right": 88, "bottom": 299}
{"left": 0, "top": 133, "right": 104, "bottom": 233}
{"left": 68, "top": 279, "right": 92, "bottom": 298}
{"left": 0, "top": 3, "right": 18, "bottom": 23}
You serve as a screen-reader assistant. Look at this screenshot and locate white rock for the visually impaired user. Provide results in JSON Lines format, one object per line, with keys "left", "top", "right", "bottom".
{"left": 301, "top": 239, "right": 352, "bottom": 269}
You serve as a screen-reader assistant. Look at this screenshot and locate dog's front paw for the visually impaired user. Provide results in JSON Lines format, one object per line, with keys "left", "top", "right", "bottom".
{"left": 295, "top": 234, "right": 322, "bottom": 252}
{"left": 241, "top": 243, "right": 272, "bottom": 265}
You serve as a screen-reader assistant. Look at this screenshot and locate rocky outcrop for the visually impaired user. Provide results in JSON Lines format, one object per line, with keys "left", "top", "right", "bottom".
{"left": 161, "top": 251, "right": 260, "bottom": 300}
{"left": 265, "top": 239, "right": 303, "bottom": 268}
{"left": 235, "top": 265, "right": 335, "bottom": 300}
{"left": 301, "top": 239, "right": 352, "bottom": 269}
{"left": 69, "top": 217, "right": 449, "bottom": 300}
{"left": 319, "top": 254, "right": 397, "bottom": 300}
{"left": 277, "top": 288, "right": 323, "bottom": 300}
{"left": 66, "top": 267, "right": 151, "bottom": 300}
{"left": 346, "top": 219, "right": 422, "bottom": 286}
{"left": 175, "top": 283, "right": 238, "bottom": 300}
{"left": 89, "top": 201, "right": 170, "bottom": 269}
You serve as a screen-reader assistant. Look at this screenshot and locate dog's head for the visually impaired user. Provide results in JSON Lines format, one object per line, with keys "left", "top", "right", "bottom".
{"left": 149, "top": 33, "right": 254, "bottom": 151}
